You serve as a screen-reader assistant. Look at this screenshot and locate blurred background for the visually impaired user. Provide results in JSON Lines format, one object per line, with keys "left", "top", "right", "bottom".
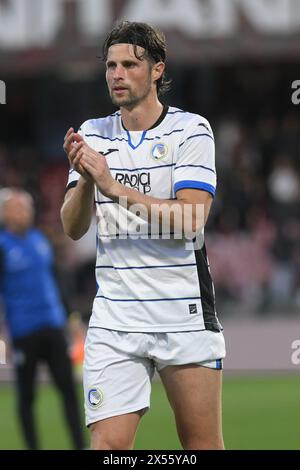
{"left": 1, "top": 0, "right": 300, "bottom": 449}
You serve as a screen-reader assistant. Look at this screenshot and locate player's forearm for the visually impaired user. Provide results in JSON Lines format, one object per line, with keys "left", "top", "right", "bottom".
{"left": 108, "top": 181, "right": 204, "bottom": 237}
{"left": 61, "top": 177, "right": 94, "bottom": 240}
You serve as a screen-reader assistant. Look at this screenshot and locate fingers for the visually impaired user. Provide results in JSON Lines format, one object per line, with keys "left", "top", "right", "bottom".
{"left": 78, "top": 152, "right": 100, "bottom": 172}
{"left": 64, "top": 127, "right": 73, "bottom": 141}
{"left": 73, "top": 132, "right": 84, "bottom": 143}
{"left": 72, "top": 152, "right": 83, "bottom": 168}
{"left": 72, "top": 153, "right": 93, "bottom": 181}
{"left": 69, "top": 141, "right": 85, "bottom": 166}
{"left": 63, "top": 128, "right": 74, "bottom": 153}
{"left": 80, "top": 158, "right": 93, "bottom": 173}
{"left": 69, "top": 142, "right": 104, "bottom": 179}
{"left": 63, "top": 128, "right": 84, "bottom": 154}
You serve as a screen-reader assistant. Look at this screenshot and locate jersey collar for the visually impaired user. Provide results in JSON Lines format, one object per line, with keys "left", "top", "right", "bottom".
{"left": 121, "top": 105, "right": 169, "bottom": 132}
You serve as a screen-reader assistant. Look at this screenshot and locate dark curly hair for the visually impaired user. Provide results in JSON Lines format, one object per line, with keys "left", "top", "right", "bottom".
{"left": 102, "top": 21, "right": 171, "bottom": 96}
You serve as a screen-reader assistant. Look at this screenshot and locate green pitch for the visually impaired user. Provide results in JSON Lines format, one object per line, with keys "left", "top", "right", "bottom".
{"left": 0, "top": 375, "right": 299, "bottom": 449}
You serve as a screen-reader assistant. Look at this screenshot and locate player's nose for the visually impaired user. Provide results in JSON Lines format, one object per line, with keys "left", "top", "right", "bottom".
{"left": 113, "top": 64, "right": 125, "bottom": 80}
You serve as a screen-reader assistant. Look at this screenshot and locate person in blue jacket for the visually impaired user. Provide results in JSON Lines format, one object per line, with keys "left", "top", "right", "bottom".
{"left": 0, "top": 188, "right": 84, "bottom": 450}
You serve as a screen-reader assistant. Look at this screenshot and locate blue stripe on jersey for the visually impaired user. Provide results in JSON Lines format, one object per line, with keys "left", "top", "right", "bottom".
{"left": 110, "top": 163, "right": 175, "bottom": 172}
{"left": 85, "top": 134, "right": 128, "bottom": 142}
{"left": 144, "top": 129, "right": 184, "bottom": 140}
{"left": 175, "top": 164, "right": 215, "bottom": 174}
{"left": 95, "top": 200, "right": 115, "bottom": 204}
{"left": 174, "top": 180, "right": 216, "bottom": 196}
{"left": 96, "top": 197, "right": 175, "bottom": 204}
{"left": 160, "top": 129, "right": 184, "bottom": 136}
{"left": 85, "top": 129, "right": 184, "bottom": 146}
{"left": 216, "top": 359, "right": 223, "bottom": 370}
{"left": 97, "top": 232, "right": 176, "bottom": 238}
{"left": 95, "top": 295, "right": 201, "bottom": 302}
{"left": 179, "top": 133, "right": 214, "bottom": 148}
{"left": 96, "top": 263, "right": 197, "bottom": 270}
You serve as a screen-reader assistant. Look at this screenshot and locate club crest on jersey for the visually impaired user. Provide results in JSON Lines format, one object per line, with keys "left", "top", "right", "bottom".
{"left": 88, "top": 387, "right": 104, "bottom": 409}
{"left": 151, "top": 142, "right": 168, "bottom": 161}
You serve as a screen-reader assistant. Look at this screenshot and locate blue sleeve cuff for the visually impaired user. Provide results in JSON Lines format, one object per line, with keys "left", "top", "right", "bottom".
{"left": 174, "top": 180, "right": 216, "bottom": 197}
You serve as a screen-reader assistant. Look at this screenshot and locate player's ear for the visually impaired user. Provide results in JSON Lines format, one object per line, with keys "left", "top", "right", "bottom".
{"left": 152, "top": 62, "right": 165, "bottom": 83}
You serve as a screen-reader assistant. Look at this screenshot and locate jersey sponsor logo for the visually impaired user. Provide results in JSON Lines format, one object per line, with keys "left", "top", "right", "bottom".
{"left": 151, "top": 142, "right": 168, "bottom": 161}
{"left": 87, "top": 387, "right": 104, "bottom": 409}
{"left": 115, "top": 172, "right": 151, "bottom": 194}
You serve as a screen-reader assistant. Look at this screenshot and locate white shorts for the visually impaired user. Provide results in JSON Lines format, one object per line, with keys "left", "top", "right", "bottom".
{"left": 83, "top": 327, "right": 226, "bottom": 426}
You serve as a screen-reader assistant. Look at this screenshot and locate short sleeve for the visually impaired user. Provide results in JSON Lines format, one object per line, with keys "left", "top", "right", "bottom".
{"left": 174, "top": 118, "right": 216, "bottom": 197}
{"left": 65, "top": 125, "right": 83, "bottom": 192}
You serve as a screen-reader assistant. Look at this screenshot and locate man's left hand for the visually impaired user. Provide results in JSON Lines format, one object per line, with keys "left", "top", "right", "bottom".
{"left": 75, "top": 144, "right": 116, "bottom": 197}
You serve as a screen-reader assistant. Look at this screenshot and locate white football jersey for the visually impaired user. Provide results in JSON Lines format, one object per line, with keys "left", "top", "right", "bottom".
{"left": 66, "top": 106, "right": 222, "bottom": 332}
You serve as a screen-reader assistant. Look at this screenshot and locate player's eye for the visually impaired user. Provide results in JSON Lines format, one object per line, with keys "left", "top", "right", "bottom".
{"left": 123, "top": 62, "right": 137, "bottom": 68}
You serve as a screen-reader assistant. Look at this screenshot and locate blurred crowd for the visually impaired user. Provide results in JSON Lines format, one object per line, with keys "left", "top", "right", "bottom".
{"left": 0, "top": 67, "right": 299, "bottom": 319}
{"left": 207, "top": 111, "right": 300, "bottom": 315}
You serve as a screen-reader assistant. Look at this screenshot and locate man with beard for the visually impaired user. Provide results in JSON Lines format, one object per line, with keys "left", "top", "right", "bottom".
{"left": 61, "top": 21, "right": 225, "bottom": 450}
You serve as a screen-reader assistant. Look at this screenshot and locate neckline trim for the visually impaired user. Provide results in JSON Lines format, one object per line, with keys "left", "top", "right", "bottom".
{"left": 121, "top": 105, "right": 169, "bottom": 132}
{"left": 148, "top": 104, "right": 169, "bottom": 130}
{"left": 126, "top": 130, "right": 147, "bottom": 150}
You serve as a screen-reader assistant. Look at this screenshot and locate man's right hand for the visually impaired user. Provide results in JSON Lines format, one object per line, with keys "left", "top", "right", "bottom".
{"left": 63, "top": 127, "right": 92, "bottom": 181}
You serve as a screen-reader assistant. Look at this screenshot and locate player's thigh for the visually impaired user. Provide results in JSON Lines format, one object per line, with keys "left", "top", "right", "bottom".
{"left": 84, "top": 328, "right": 154, "bottom": 449}
{"left": 159, "top": 364, "right": 223, "bottom": 449}
{"left": 90, "top": 410, "right": 144, "bottom": 450}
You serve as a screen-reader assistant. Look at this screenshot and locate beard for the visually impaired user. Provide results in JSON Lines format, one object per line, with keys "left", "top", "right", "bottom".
{"left": 110, "top": 78, "right": 152, "bottom": 110}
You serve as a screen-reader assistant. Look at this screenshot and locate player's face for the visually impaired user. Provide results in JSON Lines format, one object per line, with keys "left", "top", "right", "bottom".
{"left": 3, "top": 194, "right": 34, "bottom": 234}
{"left": 106, "top": 44, "right": 154, "bottom": 109}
